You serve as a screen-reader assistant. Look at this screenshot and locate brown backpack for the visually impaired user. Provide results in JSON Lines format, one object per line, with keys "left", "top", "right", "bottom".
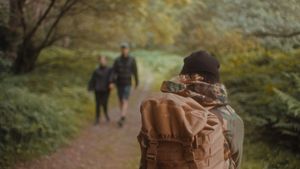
{"left": 138, "top": 93, "right": 228, "bottom": 169}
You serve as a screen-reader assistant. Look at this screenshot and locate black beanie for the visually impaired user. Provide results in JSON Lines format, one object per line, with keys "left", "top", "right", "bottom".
{"left": 180, "top": 50, "right": 220, "bottom": 84}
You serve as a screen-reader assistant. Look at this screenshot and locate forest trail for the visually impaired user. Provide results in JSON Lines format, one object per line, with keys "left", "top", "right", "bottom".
{"left": 14, "top": 74, "right": 153, "bottom": 169}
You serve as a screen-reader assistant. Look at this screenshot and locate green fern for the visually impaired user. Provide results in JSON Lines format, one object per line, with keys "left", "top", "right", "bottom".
{"left": 293, "top": 73, "right": 300, "bottom": 90}
{"left": 273, "top": 88, "right": 300, "bottom": 117}
{"left": 273, "top": 73, "right": 300, "bottom": 117}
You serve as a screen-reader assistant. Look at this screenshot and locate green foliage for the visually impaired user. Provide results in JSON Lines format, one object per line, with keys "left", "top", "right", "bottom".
{"left": 272, "top": 74, "right": 300, "bottom": 137}
{"left": 131, "top": 50, "right": 182, "bottom": 89}
{"left": 209, "top": 0, "right": 300, "bottom": 50}
{"left": 274, "top": 88, "right": 300, "bottom": 117}
{"left": 0, "top": 1, "right": 9, "bottom": 26}
{"left": 67, "top": 0, "right": 185, "bottom": 49}
{"left": 0, "top": 86, "right": 82, "bottom": 163}
{"left": 0, "top": 47, "right": 98, "bottom": 168}
{"left": 222, "top": 49, "right": 300, "bottom": 149}
{"left": 242, "top": 139, "right": 300, "bottom": 169}
{"left": 0, "top": 57, "right": 12, "bottom": 73}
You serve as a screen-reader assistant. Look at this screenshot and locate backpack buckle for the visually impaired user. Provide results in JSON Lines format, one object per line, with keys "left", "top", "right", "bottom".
{"left": 184, "top": 148, "right": 198, "bottom": 169}
{"left": 193, "top": 136, "right": 199, "bottom": 148}
{"left": 146, "top": 140, "right": 159, "bottom": 168}
{"left": 184, "top": 149, "right": 196, "bottom": 162}
{"left": 146, "top": 140, "right": 158, "bottom": 161}
{"left": 182, "top": 141, "right": 196, "bottom": 162}
{"left": 147, "top": 153, "right": 157, "bottom": 161}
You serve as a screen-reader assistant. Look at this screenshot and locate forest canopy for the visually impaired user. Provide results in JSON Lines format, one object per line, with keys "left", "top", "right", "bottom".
{"left": 1, "top": 0, "right": 299, "bottom": 74}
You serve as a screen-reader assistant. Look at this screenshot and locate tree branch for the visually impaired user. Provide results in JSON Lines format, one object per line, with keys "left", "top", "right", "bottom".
{"left": 24, "top": 0, "right": 56, "bottom": 43}
{"left": 18, "top": 0, "right": 27, "bottom": 34}
{"left": 39, "top": 0, "right": 79, "bottom": 49}
{"left": 252, "top": 30, "right": 300, "bottom": 38}
{"left": 44, "top": 34, "right": 67, "bottom": 48}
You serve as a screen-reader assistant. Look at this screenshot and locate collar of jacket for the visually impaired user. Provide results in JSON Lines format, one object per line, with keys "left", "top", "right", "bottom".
{"left": 160, "top": 75, "right": 228, "bottom": 106}
{"left": 120, "top": 54, "right": 131, "bottom": 59}
{"left": 99, "top": 65, "right": 107, "bottom": 69}
{"left": 95, "top": 66, "right": 108, "bottom": 74}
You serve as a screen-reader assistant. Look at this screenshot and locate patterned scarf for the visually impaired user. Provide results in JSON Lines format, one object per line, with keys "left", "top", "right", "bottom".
{"left": 160, "top": 74, "right": 228, "bottom": 106}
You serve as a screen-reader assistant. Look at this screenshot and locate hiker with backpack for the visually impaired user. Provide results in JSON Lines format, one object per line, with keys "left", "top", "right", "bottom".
{"left": 110, "top": 43, "right": 139, "bottom": 127}
{"left": 88, "top": 55, "right": 112, "bottom": 125}
{"left": 138, "top": 51, "right": 244, "bottom": 169}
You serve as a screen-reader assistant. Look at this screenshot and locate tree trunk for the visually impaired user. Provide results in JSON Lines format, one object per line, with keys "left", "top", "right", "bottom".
{"left": 0, "top": 1, "right": 10, "bottom": 54}
{"left": 7, "top": 0, "right": 25, "bottom": 61}
{"left": 13, "top": 42, "right": 40, "bottom": 74}
{"left": 9, "top": 0, "right": 40, "bottom": 74}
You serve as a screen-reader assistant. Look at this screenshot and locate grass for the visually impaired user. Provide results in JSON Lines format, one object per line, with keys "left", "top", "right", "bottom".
{"left": 131, "top": 50, "right": 182, "bottom": 90}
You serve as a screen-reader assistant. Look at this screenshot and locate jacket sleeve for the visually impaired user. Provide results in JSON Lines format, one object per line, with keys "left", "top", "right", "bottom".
{"left": 107, "top": 67, "right": 114, "bottom": 84}
{"left": 88, "top": 71, "right": 96, "bottom": 91}
{"left": 224, "top": 107, "right": 244, "bottom": 169}
{"left": 109, "top": 60, "right": 117, "bottom": 84}
{"left": 132, "top": 58, "right": 139, "bottom": 86}
{"left": 211, "top": 106, "right": 244, "bottom": 169}
{"left": 231, "top": 115, "right": 244, "bottom": 169}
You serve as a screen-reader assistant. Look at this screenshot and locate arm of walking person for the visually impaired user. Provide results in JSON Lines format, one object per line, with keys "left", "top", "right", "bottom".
{"left": 109, "top": 60, "right": 117, "bottom": 86}
{"left": 132, "top": 58, "right": 139, "bottom": 88}
{"left": 108, "top": 67, "right": 114, "bottom": 90}
{"left": 88, "top": 71, "right": 96, "bottom": 91}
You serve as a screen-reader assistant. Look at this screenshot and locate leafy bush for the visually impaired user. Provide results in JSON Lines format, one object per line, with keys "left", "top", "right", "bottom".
{"left": 1, "top": 87, "right": 75, "bottom": 162}
{"left": 221, "top": 49, "right": 300, "bottom": 168}
{"left": 0, "top": 47, "right": 97, "bottom": 168}
{"left": 0, "top": 55, "right": 12, "bottom": 74}
{"left": 272, "top": 73, "right": 300, "bottom": 139}
{"left": 242, "top": 139, "right": 300, "bottom": 169}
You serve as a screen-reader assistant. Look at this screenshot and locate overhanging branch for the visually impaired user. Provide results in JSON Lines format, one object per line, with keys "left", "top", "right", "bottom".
{"left": 24, "top": 0, "right": 56, "bottom": 43}
{"left": 39, "top": 0, "right": 79, "bottom": 49}
{"left": 252, "top": 30, "right": 300, "bottom": 38}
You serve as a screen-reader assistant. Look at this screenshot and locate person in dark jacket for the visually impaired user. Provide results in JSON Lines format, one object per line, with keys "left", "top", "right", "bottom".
{"left": 110, "top": 43, "right": 139, "bottom": 127}
{"left": 179, "top": 51, "right": 244, "bottom": 169}
{"left": 88, "top": 55, "right": 112, "bottom": 125}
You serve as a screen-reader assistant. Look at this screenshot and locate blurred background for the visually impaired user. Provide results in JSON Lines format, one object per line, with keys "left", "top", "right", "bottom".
{"left": 0, "top": 0, "right": 299, "bottom": 169}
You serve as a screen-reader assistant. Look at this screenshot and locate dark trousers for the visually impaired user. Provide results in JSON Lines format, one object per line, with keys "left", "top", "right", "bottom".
{"left": 95, "top": 91, "right": 110, "bottom": 123}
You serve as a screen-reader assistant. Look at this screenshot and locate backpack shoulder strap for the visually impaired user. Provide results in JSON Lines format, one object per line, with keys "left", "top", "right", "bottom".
{"left": 146, "top": 139, "right": 159, "bottom": 169}
{"left": 138, "top": 131, "right": 159, "bottom": 169}
{"left": 208, "top": 105, "right": 232, "bottom": 161}
{"left": 182, "top": 141, "right": 198, "bottom": 169}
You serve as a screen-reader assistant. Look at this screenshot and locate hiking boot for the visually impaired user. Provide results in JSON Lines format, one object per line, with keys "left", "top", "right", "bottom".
{"left": 106, "top": 117, "right": 110, "bottom": 123}
{"left": 94, "top": 120, "right": 100, "bottom": 126}
{"left": 118, "top": 117, "right": 126, "bottom": 128}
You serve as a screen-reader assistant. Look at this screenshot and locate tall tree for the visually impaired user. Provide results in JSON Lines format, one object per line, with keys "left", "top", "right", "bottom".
{"left": 8, "top": 0, "right": 81, "bottom": 74}
{"left": 6, "top": 0, "right": 191, "bottom": 74}
{"left": 0, "top": 1, "right": 10, "bottom": 53}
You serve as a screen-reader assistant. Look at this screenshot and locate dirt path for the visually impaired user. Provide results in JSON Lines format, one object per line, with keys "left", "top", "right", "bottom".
{"left": 14, "top": 77, "right": 153, "bottom": 169}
